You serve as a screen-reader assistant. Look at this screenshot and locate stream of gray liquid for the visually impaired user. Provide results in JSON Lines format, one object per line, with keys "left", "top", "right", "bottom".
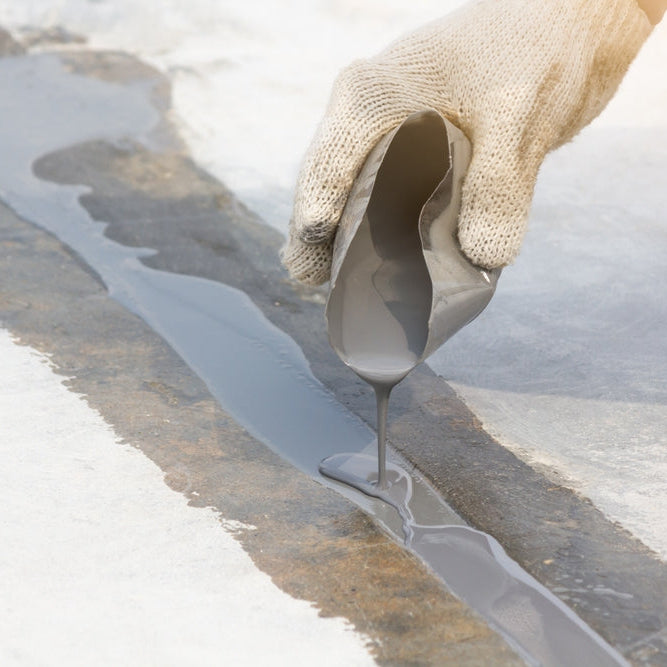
{"left": 0, "top": 53, "right": 628, "bottom": 667}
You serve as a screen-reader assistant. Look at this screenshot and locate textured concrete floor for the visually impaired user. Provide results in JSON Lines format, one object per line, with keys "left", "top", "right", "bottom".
{"left": 0, "top": 200, "right": 521, "bottom": 665}
{"left": 1, "top": 30, "right": 666, "bottom": 665}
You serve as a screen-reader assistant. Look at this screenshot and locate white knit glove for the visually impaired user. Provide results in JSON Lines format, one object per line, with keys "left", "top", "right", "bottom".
{"left": 282, "top": 0, "right": 652, "bottom": 285}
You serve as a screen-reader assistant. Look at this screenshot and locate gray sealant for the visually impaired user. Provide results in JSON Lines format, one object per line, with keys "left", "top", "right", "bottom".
{"left": 320, "top": 111, "right": 629, "bottom": 667}
{"left": 0, "top": 53, "right": 628, "bottom": 667}
{"left": 322, "top": 113, "right": 444, "bottom": 489}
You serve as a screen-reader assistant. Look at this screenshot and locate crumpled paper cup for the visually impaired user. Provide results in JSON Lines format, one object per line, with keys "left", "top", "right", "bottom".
{"left": 326, "top": 109, "right": 500, "bottom": 386}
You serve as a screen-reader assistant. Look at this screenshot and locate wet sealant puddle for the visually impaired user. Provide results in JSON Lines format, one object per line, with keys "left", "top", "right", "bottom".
{"left": 0, "top": 53, "right": 628, "bottom": 666}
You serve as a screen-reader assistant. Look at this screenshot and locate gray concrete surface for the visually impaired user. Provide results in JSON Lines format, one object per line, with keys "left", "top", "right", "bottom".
{"left": 1, "top": 32, "right": 666, "bottom": 665}
{"left": 0, "top": 200, "right": 521, "bottom": 665}
{"left": 0, "top": 36, "right": 523, "bottom": 665}
{"left": 427, "top": 127, "right": 667, "bottom": 562}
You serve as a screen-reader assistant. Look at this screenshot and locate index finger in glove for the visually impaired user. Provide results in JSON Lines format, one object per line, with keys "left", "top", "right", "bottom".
{"left": 291, "top": 61, "right": 416, "bottom": 246}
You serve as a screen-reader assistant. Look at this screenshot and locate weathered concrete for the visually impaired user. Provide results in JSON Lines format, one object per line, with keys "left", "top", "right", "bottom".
{"left": 32, "top": 88, "right": 667, "bottom": 664}
{"left": 2, "top": 35, "right": 667, "bottom": 664}
{"left": 0, "top": 203, "right": 521, "bottom": 664}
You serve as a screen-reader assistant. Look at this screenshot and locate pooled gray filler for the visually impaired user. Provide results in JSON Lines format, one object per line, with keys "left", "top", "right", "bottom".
{"left": 0, "top": 54, "right": 626, "bottom": 666}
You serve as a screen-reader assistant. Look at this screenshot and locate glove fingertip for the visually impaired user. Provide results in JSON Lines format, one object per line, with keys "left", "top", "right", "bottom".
{"left": 280, "top": 235, "right": 333, "bottom": 286}
{"left": 458, "top": 213, "right": 523, "bottom": 270}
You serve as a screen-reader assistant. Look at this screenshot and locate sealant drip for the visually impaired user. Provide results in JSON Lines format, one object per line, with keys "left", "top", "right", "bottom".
{"left": 373, "top": 383, "right": 391, "bottom": 489}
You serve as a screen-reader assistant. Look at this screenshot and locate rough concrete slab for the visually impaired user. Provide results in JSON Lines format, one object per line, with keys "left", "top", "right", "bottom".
{"left": 0, "top": 203, "right": 522, "bottom": 665}
{"left": 32, "top": 96, "right": 667, "bottom": 664}
{"left": 2, "top": 38, "right": 667, "bottom": 664}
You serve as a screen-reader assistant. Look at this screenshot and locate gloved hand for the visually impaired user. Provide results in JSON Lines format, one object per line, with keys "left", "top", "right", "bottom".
{"left": 282, "top": 0, "right": 652, "bottom": 285}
